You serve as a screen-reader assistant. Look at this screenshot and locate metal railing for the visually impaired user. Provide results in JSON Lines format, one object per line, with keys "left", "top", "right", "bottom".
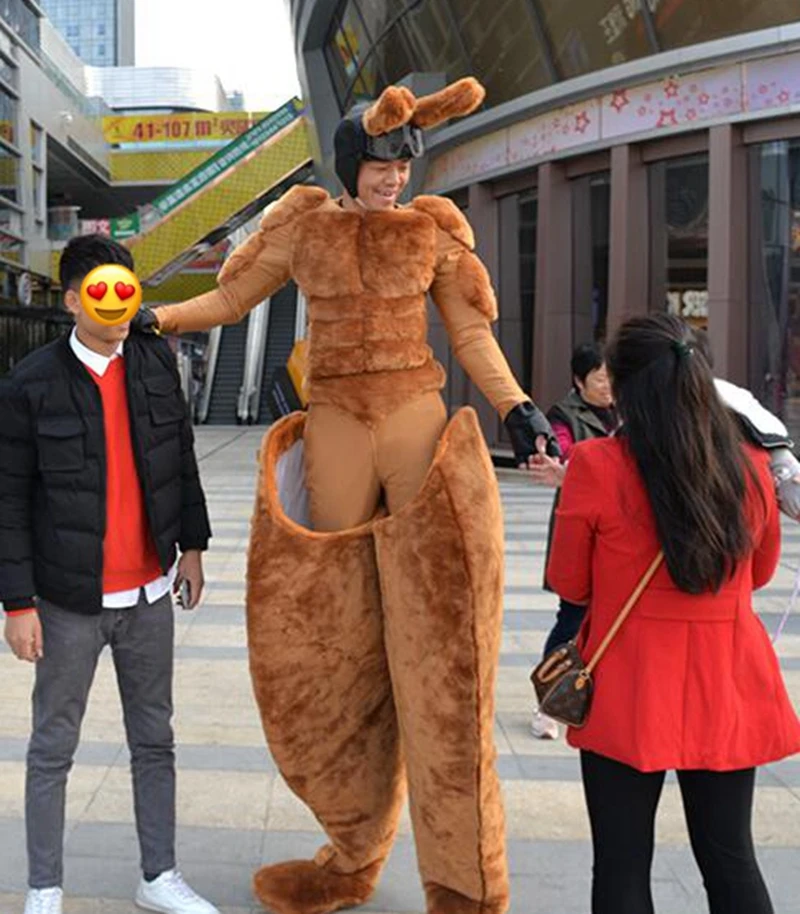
{"left": 237, "top": 298, "right": 270, "bottom": 423}
{"left": 0, "top": 308, "right": 71, "bottom": 375}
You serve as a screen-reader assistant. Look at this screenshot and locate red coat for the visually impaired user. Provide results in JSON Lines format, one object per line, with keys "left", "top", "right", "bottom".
{"left": 547, "top": 437, "right": 800, "bottom": 772}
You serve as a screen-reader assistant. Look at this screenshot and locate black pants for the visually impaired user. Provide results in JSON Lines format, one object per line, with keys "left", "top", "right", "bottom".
{"left": 580, "top": 751, "right": 773, "bottom": 914}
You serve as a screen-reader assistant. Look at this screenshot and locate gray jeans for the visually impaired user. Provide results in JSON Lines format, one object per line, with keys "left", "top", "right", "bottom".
{"left": 26, "top": 591, "right": 176, "bottom": 888}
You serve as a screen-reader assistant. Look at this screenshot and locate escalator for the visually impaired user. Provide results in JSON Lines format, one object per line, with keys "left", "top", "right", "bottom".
{"left": 257, "top": 282, "right": 299, "bottom": 424}
{"left": 204, "top": 322, "right": 249, "bottom": 425}
{"left": 123, "top": 99, "right": 313, "bottom": 287}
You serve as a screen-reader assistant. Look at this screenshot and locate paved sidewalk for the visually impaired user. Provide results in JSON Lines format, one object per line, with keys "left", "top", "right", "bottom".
{"left": 1, "top": 426, "right": 798, "bottom": 914}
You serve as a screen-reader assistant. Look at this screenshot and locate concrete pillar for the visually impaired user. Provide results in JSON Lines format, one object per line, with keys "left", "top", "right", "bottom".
{"left": 607, "top": 144, "right": 649, "bottom": 332}
{"left": 707, "top": 124, "right": 748, "bottom": 383}
{"left": 533, "top": 161, "right": 572, "bottom": 410}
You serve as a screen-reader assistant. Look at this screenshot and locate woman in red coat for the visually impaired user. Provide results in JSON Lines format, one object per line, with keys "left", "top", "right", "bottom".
{"left": 547, "top": 314, "right": 800, "bottom": 914}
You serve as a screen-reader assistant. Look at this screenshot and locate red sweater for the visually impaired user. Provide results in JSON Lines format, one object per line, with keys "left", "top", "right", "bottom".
{"left": 86, "top": 358, "right": 162, "bottom": 593}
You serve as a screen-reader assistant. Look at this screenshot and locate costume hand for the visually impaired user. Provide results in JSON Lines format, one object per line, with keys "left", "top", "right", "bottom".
{"left": 504, "top": 401, "right": 561, "bottom": 468}
{"left": 528, "top": 453, "right": 567, "bottom": 487}
{"left": 175, "top": 550, "right": 204, "bottom": 610}
{"left": 130, "top": 307, "right": 161, "bottom": 335}
{"left": 771, "top": 448, "right": 800, "bottom": 520}
{"left": 5, "top": 611, "right": 43, "bottom": 662}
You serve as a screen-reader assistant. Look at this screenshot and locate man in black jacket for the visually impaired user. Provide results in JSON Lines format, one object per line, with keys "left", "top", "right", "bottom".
{"left": 0, "top": 236, "right": 218, "bottom": 914}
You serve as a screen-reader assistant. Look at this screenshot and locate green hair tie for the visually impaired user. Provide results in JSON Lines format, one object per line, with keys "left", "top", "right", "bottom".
{"left": 671, "top": 339, "right": 693, "bottom": 361}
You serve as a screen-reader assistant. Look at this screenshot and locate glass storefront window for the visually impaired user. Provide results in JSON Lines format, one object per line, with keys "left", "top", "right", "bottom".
{"left": 654, "top": 0, "right": 800, "bottom": 53}
{"left": 0, "top": 144, "right": 19, "bottom": 204}
{"left": 539, "top": 0, "right": 653, "bottom": 79}
{"left": 0, "top": 85, "right": 16, "bottom": 147}
{"left": 749, "top": 140, "right": 800, "bottom": 440}
{"left": 498, "top": 187, "right": 536, "bottom": 396}
{"left": 649, "top": 153, "right": 709, "bottom": 328}
{"left": 326, "top": 0, "right": 555, "bottom": 112}
{"left": 397, "top": 1, "right": 470, "bottom": 90}
{"left": 0, "top": 53, "right": 16, "bottom": 90}
{"left": 0, "top": 204, "right": 23, "bottom": 263}
{"left": 371, "top": 20, "right": 418, "bottom": 93}
{"left": 30, "top": 121, "right": 43, "bottom": 166}
{"left": 2, "top": 0, "right": 40, "bottom": 50}
{"left": 453, "top": 0, "right": 551, "bottom": 105}
{"left": 572, "top": 172, "right": 610, "bottom": 344}
{"left": 339, "top": 1, "right": 381, "bottom": 106}
{"left": 519, "top": 191, "right": 537, "bottom": 392}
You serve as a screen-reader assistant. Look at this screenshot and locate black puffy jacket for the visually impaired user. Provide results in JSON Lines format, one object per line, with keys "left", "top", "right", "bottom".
{"left": 0, "top": 331, "right": 211, "bottom": 614}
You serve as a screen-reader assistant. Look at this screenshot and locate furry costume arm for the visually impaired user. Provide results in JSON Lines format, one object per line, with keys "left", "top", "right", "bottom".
{"left": 152, "top": 186, "right": 328, "bottom": 334}
{"left": 418, "top": 196, "right": 527, "bottom": 419}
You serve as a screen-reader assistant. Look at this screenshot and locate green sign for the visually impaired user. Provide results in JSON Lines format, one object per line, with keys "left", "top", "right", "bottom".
{"left": 110, "top": 213, "right": 140, "bottom": 239}
{"left": 149, "top": 98, "right": 303, "bottom": 219}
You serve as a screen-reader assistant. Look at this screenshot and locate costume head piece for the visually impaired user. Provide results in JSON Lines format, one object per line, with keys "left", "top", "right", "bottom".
{"left": 333, "top": 77, "right": 486, "bottom": 199}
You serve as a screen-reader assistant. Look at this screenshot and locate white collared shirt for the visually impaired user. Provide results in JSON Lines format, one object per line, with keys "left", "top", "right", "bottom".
{"left": 70, "top": 328, "right": 177, "bottom": 608}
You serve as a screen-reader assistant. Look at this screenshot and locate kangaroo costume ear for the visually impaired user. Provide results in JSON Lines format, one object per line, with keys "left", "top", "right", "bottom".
{"left": 362, "top": 86, "right": 416, "bottom": 137}
{"left": 412, "top": 77, "right": 486, "bottom": 129}
{"left": 361, "top": 78, "right": 486, "bottom": 138}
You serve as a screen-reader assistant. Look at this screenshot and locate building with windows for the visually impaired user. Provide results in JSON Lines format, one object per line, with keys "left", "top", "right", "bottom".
{"left": 40, "top": 0, "right": 134, "bottom": 67}
{"left": 0, "top": 0, "right": 280, "bottom": 381}
{"left": 288, "top": 0, "right": 800, "bottom": 449}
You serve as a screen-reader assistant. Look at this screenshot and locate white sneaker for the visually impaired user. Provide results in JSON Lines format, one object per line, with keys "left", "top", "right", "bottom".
{"left": 135, "top": 869, "right": 220, "bottom": 914}
{"left": 24, "top": 888, "right": 63, "bottom": 914}
{"left": 531, "top": 708, "right": 559, "bottom": 740}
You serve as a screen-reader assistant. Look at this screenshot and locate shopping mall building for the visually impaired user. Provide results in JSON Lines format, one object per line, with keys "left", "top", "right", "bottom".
{"left": 288, "top": 0, "right": 800, "bottom": 446}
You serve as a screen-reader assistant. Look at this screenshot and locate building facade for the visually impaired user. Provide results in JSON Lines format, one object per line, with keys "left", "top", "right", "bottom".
{"left": 288, "top": 0, "right": 800, "bottom": 449}
{"left": 40, "top": 0, "right": 134, "bottom": 67}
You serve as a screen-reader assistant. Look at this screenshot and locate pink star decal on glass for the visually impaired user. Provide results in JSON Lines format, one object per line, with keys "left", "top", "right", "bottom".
{"left": 698, "top": 92, "right": 710, "bottom": 105}
{"left": 610, "top": 89, "right": 629, "bottom": 112}
{"left": 657, "top": 108, "right": 678, "bottom": 128}
{"left": 664, "top": 79, "right": 680, "bottom": 98}
{"left": 575, "top": 111, "right": 590, "bottom": 133}
{"left": 778, "top": 90, "right": 791, "bottom": 104}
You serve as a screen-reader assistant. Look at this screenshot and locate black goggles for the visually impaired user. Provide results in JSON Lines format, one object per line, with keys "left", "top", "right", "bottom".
{"left": 363, "top": 123, "right": 424, "bottom": 161}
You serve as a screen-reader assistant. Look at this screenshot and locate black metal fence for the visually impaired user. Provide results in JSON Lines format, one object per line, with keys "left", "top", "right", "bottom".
{"left": 0, "top": 308, "right": 72, "bottom": 376}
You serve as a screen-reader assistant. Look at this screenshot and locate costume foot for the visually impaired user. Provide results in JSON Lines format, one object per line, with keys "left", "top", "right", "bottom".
{"left": 253, "top": 859, "right": 381, "bottom": 914}
{"left": 425, "top": 883, "right": 508, "bottom": 914}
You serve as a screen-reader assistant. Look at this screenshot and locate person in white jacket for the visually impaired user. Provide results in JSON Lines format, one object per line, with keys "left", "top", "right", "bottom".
{"left": 714, "top": 377, "right": 800, "bottom": 519}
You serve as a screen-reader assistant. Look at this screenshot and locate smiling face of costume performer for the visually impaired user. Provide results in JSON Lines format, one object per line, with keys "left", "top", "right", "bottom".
{"left": 348, "top": 159, "right": 411, "bottom": 210}
{"left": 144, "top": 78, "right": 559, "bottom": 914}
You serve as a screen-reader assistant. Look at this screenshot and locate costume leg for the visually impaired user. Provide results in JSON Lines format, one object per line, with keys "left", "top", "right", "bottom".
{"left": 374, "top": 408, "right": 509, "bottom": 914}
{"left": 304, "top": 403, "right": 382, "bottom": 531}
{"left": 374, "top": 392, "right": 448, "bottom": 513}
{"left": 247, "top": 413, "right": 404, "bottom": 914}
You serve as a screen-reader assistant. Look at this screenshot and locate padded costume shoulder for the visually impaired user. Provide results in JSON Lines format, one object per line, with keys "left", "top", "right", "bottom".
{"left": 410, "top": 195, "right": 475, "bottom": 250}
{"left": 219, "top": 185, "right": 329, "bottom": 285}
{"left": 259, "top": 185, "right": 330, "bottom": 232}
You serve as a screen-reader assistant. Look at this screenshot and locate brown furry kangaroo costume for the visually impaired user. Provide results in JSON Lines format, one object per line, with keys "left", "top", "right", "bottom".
{"left": 144, "top": 78, "right": 557, "bottom": 914}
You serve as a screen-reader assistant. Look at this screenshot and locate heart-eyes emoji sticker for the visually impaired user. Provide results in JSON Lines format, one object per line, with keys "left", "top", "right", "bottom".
{"left": 79, "top": 264, "right": 142, "bottom": 326}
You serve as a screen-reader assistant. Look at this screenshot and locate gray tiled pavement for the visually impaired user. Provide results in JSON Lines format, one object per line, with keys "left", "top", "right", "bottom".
{"left": 1, "top": 426, "right": 798, "bottom": 913}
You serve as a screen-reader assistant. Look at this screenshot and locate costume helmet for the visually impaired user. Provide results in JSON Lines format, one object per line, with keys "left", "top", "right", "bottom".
{"left": 333, "top": 78, "right": 486, "bottom": 200}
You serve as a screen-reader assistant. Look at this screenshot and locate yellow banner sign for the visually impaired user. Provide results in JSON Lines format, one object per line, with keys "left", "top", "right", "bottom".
{"left": 102, "top": 111, "right": 270, "bottom": 145}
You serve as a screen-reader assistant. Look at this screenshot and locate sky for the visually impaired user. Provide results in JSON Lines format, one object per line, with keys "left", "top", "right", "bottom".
{"left": 134, "top": 0, "right": 302, "bottom": 111}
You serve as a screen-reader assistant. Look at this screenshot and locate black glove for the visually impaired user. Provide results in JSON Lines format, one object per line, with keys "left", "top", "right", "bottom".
{"left": 131, "top": 307, "right": 161, "bottom": 335}
{"left": 504, "top": 400, "right": 561, "bottom": 464}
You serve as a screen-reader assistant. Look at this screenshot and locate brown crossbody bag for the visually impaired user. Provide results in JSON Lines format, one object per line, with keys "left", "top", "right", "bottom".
{"left": 530, "top": 551, "right": 664, "bottom": 728}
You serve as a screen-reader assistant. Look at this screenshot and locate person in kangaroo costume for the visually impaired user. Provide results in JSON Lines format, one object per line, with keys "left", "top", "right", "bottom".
{"left": 136, "top": 78, "right": 557, "bottom": 914}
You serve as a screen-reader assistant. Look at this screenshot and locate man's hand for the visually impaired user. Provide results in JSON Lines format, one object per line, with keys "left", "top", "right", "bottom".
{"left": 5, "top": 611, "right": 43, "bottom": 662}
{"left": 175, "top": 549, "right": 204, "bottom": 610}
{"left": 771, "top": 447, "right": 800, "bottom": 520}
{"left": 504, "top": 401, "right": 561, "bottom": 469}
